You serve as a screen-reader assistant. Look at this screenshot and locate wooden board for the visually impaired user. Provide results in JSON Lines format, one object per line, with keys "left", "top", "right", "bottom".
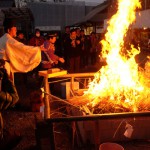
{"left": 39, "top": 70, "right": 67, "bottom": 78}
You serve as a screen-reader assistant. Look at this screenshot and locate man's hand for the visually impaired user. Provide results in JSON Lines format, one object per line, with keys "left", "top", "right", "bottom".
{"left": 40, "top": 44, "right": 47, "bottom": 51}
{"left": 59, "top": 58, "right": 65, "bottom": 63}
{"left": 76, "top": 40, "right": 80, "bottom": 45}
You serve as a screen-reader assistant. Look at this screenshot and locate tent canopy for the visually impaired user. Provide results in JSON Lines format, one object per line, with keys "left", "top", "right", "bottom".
{"left": 104, "top": 9, "right": 150, "bottom": 30}
{"left": 82, "top": 4, "right": 109, "bottom": 22}
{"left": 73, "top": 2, "right": 109, "bottom": 26}
{"left": 132, "top": 9, "right": 150, "bottom": 28}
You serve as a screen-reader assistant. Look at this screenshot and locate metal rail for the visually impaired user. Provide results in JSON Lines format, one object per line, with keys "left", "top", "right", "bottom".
{"left": 38, "top": 111, "right": 150, "bottom": 150}
{"left": 46, "top": 111, "right": 150, "bottom": 123}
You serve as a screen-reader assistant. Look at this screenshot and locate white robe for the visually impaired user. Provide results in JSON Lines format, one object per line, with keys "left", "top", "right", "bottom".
{"left": 0, "top": 33, "right": 41, "bottom": 76}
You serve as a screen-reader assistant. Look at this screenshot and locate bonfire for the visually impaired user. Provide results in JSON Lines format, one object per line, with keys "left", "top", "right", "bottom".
{"left": 69, "top": 0, "right": 150, "bottom": 114}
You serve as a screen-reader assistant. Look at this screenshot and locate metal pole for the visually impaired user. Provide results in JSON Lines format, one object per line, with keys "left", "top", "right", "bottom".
{"left": 46, "top": 111, "right": 150, "bottom": 123}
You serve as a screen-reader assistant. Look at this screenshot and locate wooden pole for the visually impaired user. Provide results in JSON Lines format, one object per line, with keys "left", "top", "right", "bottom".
{"left": 44, "top": 76, "right": 50, "bottom": 119}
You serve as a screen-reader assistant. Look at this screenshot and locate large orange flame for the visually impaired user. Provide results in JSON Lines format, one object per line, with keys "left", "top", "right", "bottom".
{"left": 84, "top": 0, "right": 149, "bottom": 112}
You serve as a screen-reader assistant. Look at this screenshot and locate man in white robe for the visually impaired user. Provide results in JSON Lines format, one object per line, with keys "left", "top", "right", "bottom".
{"left": 0, "top": 18, "right": 44, "bottom": 149}
{"left": 0, "top": 18, "right": 44, "bottom": 78}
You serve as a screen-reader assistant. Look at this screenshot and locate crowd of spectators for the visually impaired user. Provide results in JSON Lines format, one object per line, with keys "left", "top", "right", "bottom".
{"left": 15, "top": 26, "right": 102, "bottom": 74}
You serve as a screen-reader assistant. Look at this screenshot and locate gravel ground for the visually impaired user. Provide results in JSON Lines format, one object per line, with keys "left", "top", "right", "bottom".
{"left": 2, "top": 111, "right": 42, "bottom": 150}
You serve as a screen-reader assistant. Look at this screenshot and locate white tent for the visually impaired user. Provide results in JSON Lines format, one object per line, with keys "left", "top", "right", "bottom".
{"left": 132, "top": 9, "right": 150, "bottom": 29}
{"left": 104, "top": 9, "right": 150, "bottom": 30}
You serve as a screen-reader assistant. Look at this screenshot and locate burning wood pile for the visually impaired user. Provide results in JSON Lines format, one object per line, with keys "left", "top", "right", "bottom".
{"left": 68, "top": 0, "right": 150, "bottom": 115}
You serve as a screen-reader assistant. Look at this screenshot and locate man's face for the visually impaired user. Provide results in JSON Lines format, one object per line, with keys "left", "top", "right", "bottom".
{"left": 71, "top": 31, "right": 76, "bottom": 39}
{"left": 18, "top": 33, "right": 24, "bottom": 39}
{"left": 8, "top": 27, "right": 17, "bottom": 37}
{"left": 66, "top": 27, "right": 70, "bottom": 34}
{"left": 49, "top": 37, "right": 56, "bottom": 44}
{"left": 76, "top": 29, "right": 80, "bottom": 35}
{"left": 35, "top": 31, "right": 40, "bottom": 37}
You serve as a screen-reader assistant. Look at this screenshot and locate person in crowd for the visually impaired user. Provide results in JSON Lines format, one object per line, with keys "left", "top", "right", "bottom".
{"left": 76, "top": 28, "right": 81, "bottom": 38}
{"left": 84, "top": 35, "right": 92, "bottom": 67}
{"left": 62, "top": 26, "right": 70, "bottom": 70}
{"left": 15, "top": 30, "right": 27, "bottom": 45}
{"left": 63, "top": 26, "right": 70, "bottom": 42}
{"left": 65, "top": 29, "right": 81, "bottom": 73}
{"left": 28, "top": 28, "right": 44, "bottom": 46}
{"left": 90, "top": 32, "right": 98, "bottom": 65}
{"left": 75, "top": 28, "right": 82, "bottom": 68}
{"left": 41, "top": 33, "right": 65, "bottom": 70}
{"left": 76, "top": 27, "right": 84, "bottom": 64}
{"left": 28, "top": 28, "right": 45, "bottom": 78}
{"left": 80, "top": 29, "right": 86, "bottom": 68}
{"left": 54, "top": 32, "right": 63, "bottom": 58}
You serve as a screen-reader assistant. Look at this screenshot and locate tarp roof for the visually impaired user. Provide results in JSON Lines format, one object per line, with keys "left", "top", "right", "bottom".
{"left": 72, "top": 2, "right": 109, "bottom": 26}
{"left": 132, "top": 9, "right": 150, "bottom": 28}
{"left": 104, "top": 9, "right": 150, "bottom": 29}
{"left": 82, "top": 3, "right": 109, "bottom": 22}
{"left": 28, "top": 2, "right": 85, "bottom": 28}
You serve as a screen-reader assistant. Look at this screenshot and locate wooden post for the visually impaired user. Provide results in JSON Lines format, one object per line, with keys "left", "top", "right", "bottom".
{"left": 70, "top": 77, "right": 74, "bottom": 91}
{"left": 44, "top": 76, "right": 50, "bottom": 119}
{"left": 39, "top": 70, "right": 68, "bottom": 119}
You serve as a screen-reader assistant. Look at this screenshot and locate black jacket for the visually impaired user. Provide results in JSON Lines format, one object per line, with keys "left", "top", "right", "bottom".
{"left": 65, "top": 37, "right": 81, "bottom": 58}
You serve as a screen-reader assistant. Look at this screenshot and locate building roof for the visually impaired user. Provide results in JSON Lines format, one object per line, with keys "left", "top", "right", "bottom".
{"left": 132, "top": 9, "right": 150, "bottom": 28}
{"left": 0, "top": 0, "right": 14, "bottom": 8}
{"left": 27, "top": 1, "right": 85, "bottom": 28}
{"left": 73, "top": 1, "right": 109, "bottom": 25}
{"left": 1, "top": 7, "right": 33, "bottom": 21}
{"left": 82, "top": 3, "right": 108, "bottom": 22}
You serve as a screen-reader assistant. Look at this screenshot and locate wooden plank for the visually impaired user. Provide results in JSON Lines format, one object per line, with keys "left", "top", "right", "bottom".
{"left": 60, "top": 72, "right": 95, "bottom": 78}
{"left": 47, "top": 70, "right": 67, "bottom": 78}
{"left": 38, "top": 70, "right": 48, "bottom": 77}
{"left": 38, "top": 70, "right": 67, "bottom": 78}
{"left": 39, "top": 71, "right": 95, "bottom": 78}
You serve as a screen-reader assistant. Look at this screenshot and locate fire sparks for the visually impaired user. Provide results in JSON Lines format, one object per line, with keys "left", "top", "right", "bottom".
{"left": 84, "top": 0, "right": 150, "bottom": 113}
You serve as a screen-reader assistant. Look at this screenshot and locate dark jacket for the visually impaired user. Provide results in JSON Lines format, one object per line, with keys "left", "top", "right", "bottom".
{"left": 28, "top": 36, "right": 44, "bottom": 46}
{"left": 65, "top": 37, "right": 81, "bottom": 58}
